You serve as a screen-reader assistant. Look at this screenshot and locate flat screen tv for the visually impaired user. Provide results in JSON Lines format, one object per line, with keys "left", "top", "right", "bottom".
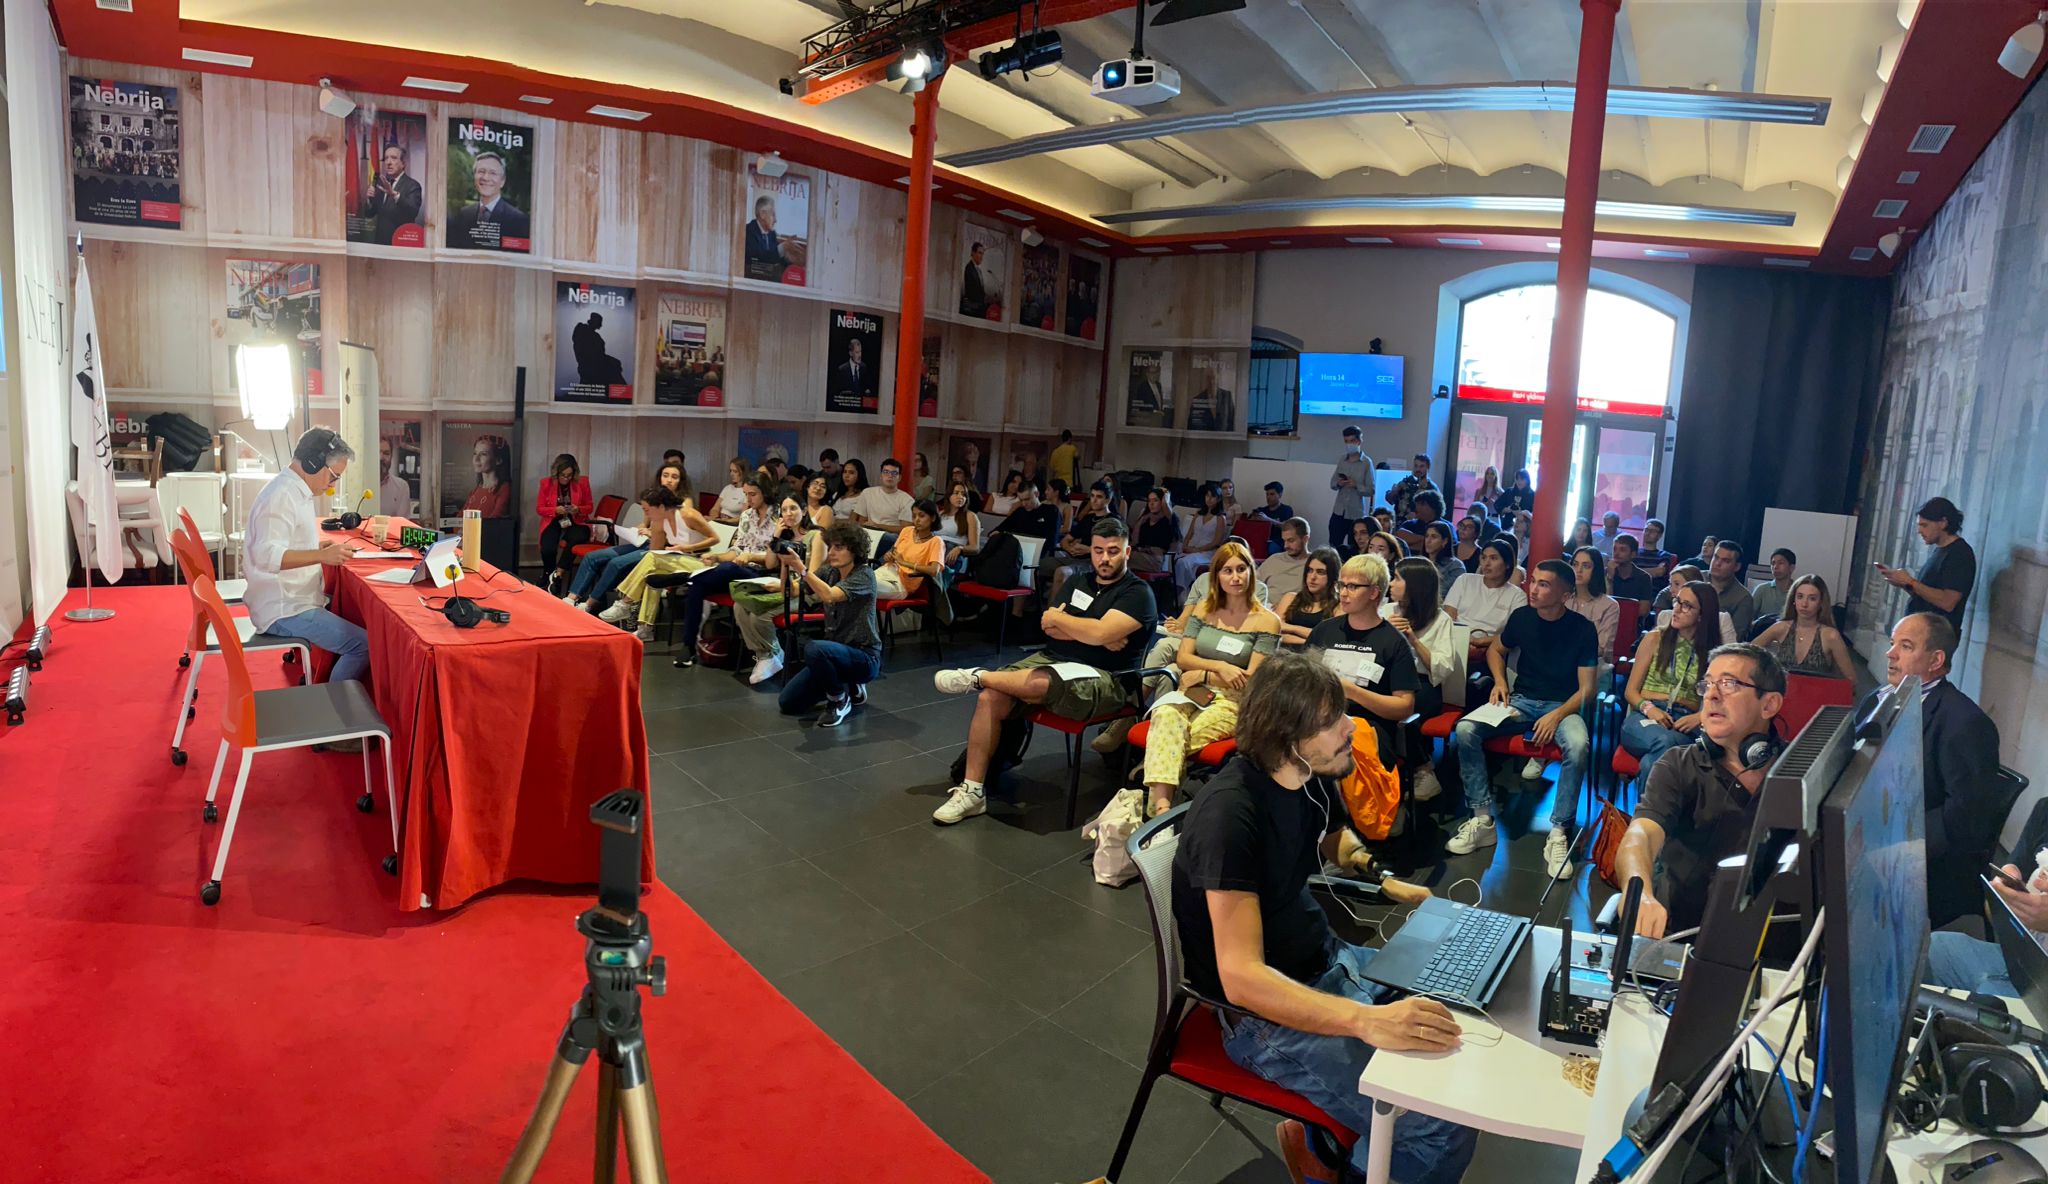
{"left": 1298, "top": 352, "right": 1404, "bottom": 419}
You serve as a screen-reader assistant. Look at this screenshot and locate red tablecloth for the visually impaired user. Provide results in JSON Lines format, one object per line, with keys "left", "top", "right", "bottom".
{"left": 316, "top": 524, "right": 652, "bottom": 910}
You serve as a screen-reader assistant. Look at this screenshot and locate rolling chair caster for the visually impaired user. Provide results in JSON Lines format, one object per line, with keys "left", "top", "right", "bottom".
{"left": 171, "top": 748, "right": 187, "bottom": 766}
{"left": 356, "top": 792, "right": 375, "bottom": 813}
{"left": 187, "top": 706, "right": 195, "bottom": 721}
{"left": 382, "top": 853, "right": 398, "bottom": 875}
{"left": 203, "top": 802, "right": 217, "bottom": 824}
{"left": 178, "top": 654, "right": 191, "bottom": 669}
{"left": 199, "top": 880, "right": 221, "bottom": 906}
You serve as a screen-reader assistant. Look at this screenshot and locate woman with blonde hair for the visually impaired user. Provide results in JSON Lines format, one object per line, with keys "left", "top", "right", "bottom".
{"left": 1139, "top": 540, "right": 1281, "bottom": 816}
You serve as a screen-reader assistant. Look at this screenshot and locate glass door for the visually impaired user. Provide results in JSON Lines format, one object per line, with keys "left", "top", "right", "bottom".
{"left": 1450, "top": 412, "right": 1509, "bottom": 517}
{"left": 1524, "top": 420, "right": 1589, "bottom": 538}
{"left": 1589, "top": 425, "right": 1660, "bottom": 531}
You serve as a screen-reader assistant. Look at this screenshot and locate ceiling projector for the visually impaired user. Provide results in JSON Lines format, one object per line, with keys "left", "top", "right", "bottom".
{"left": 1091, "top": 57, "right": 1180, "bottom": 105}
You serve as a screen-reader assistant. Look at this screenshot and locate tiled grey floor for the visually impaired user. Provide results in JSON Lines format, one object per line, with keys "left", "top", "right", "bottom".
{"left": 637, "top": 621, "right": 1642, "bottom": 1183}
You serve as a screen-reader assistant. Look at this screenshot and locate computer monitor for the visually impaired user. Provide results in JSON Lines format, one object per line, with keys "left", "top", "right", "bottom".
{"left": 1818, "top": 679, "right": 1927, "bottom": 1184}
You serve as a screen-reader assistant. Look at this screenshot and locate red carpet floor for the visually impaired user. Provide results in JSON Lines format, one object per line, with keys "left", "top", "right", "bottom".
{"left": 0, "top": 587, "right": 987, "bottom": 1184}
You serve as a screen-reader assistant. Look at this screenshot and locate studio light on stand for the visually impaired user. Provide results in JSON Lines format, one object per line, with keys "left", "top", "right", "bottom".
{"left": 236, "top": 342, "right": 297, "bottom": 433}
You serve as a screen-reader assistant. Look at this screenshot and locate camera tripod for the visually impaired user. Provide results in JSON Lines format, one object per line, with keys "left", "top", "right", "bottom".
{"left": 501, "top": 793, "right": 670, "bottom": 1184}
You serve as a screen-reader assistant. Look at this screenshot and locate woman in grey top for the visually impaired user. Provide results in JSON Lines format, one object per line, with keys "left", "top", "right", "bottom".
{"left": 773, "top": 522, "right": 882, "bottom": 727}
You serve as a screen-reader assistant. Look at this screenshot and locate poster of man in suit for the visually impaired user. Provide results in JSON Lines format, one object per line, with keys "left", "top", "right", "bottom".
{"left": 740, "top": 158, "right": 810, "bottom": 285}
{"left": 919, "top": 334, "right": 942, "bottom": 419}
{"left": 446, "top": 116, "right": 533, "bottom": 253}
{"left": 68, "top": 77, "right": 182, "bottom": 228}
{"left": 1065, "top": 254, "right": 1102, "bottom": 341}
{"left": 1125, "top": 349, "right": 1173, "bottom": 429}
{"left": 554, "top": 280, "right": 636, "bottom": 403}
{"left": 825, "top": 309, "right": 884, "bottom": 415}
{"left": 1186, "top": 351, "right": 1239, "bottom": 433}
{"left": 654, "top": 292, "right": 726, "bottom": 407}
{"left": 1017, "top": 241, "right": 1060, "bottom": 331}
{"left": 958, "top": 227, "right": 1007, "bottom": 320}
{"left": 346, "top": 108, "right": 427, "bottom": 247}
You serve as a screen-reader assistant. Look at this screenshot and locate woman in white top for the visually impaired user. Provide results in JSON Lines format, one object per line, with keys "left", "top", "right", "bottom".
{"left": 713, "top": 457, "right": 749, "bottom": 523}
{"left": 600, "top": 495, "right": 719, "bottom": 641}
{"left": 1174, "top": 482, "right": 1232, "bottom": 592}
{"left": 1565, "top": 545, "right": 1620, "bottom": 664}
{"left": 1385, "top": 555, "right": 1457, "bottom": 801}
{"left": 987, "top": 471, "right": 1024, "bottom": 516}
{"left": 937, "top": 480, "right": 982, "bottom": 566}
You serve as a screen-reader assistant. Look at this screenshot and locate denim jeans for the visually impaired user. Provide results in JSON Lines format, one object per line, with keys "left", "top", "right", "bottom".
{"left": 268, "top": 607, "right": 370, "bottom": 683}
{"left": 1618, "top": 705, "right": 1696, "bottom": 783}
{"left": 678, "top": 561, "right": 763, "bottom": 648}
{"left": 1452, "top": 691, "right": 1589, "bottom": 829}
{"left": 569, "top": 541, "right": 646, "bottom": 601}
{"left": 1221, "top": 942, "right": 1479, "bottom": 1184}
{"left": 1925, "top": 930, "right": 2016, "bottom": 995}
{"left": 778, "top": 641, "right": 881, "bottom": 714}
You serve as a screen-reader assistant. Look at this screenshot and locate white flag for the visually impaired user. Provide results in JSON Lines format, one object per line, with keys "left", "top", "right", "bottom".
{"left": 69, "top": 258, "right": 123, "bottom": 582}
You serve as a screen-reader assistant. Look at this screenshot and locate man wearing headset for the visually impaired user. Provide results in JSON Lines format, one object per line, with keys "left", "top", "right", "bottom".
{"left": 245, "top": 428, "right": 369, "bottom": 691}
{"left": 1171, "top": 652, "right": 1477, "bottom": 1184}
{"left": 1615, "top": 642, "right": 1787, "bottom": 939}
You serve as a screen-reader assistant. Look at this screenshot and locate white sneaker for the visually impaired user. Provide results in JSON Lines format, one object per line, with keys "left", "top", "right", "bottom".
{"left": 1544, "top": 827, "right": 1574, "bottom": 881}
{"left": 1445, "top": 815, "right": 1497, "bottom": 855}
{"left": 559, "top": 592, "right": 580, "bottom": 606}
{"left": 632, "top": 624, "right": 654, "bottom": 643}
{"left": 1412, "top": 764, "right": 1442, "bottom": 802}
{"left": 932, "top": 784, "right": 987, "bottom": 825}
{"left": 932, "top": 668, "right": 984, "bottom": 696}
{"left": 1521, "top": 757, "right": 1547, "bottom": 780}
{"left": 748, "top": 654, "right": 784, "bottom": 685}
{"left": 599, "top": 599, "right": 635, "bottom": 624}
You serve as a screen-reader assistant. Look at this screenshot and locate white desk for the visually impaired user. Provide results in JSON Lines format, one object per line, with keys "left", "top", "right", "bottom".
{"left": 1357, "top": 927, "right": 1597, "bottom": 1184}
{"left": 1579, "top": 986, "right": 2048, "bottom": 1183}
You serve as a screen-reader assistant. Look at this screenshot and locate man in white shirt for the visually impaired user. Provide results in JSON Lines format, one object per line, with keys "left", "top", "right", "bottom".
{"left": 846, "top": 456, "right": 914, "bottom": 532}
{"left": 1441, "top": 538, "right": 1528, "bottom": 643}
{"left": 1256, "top": 518, "right": 1311, "bottom": 601}
{"left": 245, "top": 428, "right": 369, "bottom": 683}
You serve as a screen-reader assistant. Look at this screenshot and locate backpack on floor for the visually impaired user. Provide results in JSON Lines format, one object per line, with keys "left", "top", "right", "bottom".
{"left": 696, "top": 609, "right": 739, "bottom": 669}
{"left": 966, "top": 532, "right": 1023, "bottom": 590}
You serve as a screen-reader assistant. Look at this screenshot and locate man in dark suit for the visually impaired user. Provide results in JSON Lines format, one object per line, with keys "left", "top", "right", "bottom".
{"left": 449, "top": 151, "right": 529, "bottom": 250}
{"left": 361, "top": 142, "right": 423, "bottom": 245}
{"left": 744, "top": 196, "right": 788, "bottom": 281}
{"left": 960, "top": 242, "right": 992, "bottom": 317}
{"left": 832, "top": 338, "right": 873, "bottom": 406}
{"left": 1864, "top": 611, "right": 2009, "bottom": 927}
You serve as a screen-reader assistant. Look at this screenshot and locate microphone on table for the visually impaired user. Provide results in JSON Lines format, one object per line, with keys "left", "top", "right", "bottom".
{"left": 1916, "top": 987, "right": 2048, "bottom": 1046}
{"left": 324, "top": 489, "right": 373, "bottom": 532}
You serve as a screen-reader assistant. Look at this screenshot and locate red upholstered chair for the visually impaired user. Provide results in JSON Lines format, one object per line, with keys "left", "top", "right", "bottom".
{"left": 1127, "top": 719, "right": 1238, "bottom": 770}
{"left": 570, "top": 495, "right": 629, "bottom": 565}
{"left": 1028, "top": 703, "right": 1141, "bottom": 829}
{"left": 1228, "top": 517, "right": 1273, "bottom": 559}
{"left": 953, "top": 580, "right": 1033, "bottom": 653}
{"left": 1104, "top": 805, "right": 1357, "bottom": 1183}
{"left": 1778, "top": 672, "right": 1855, "bottom": 739}
{"left": 696, "top": 491, "right": 718, "bottom": 517}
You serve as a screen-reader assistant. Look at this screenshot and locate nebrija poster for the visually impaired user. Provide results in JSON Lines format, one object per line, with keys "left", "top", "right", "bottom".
{"left": 1017, "top": 241, "right": 1060, "bottom": 332}
{"left": 446, "top": 116, "right": 534, "bottom": 253}
{"left": 1066, "top": 254, "right": 1102, "bottom": 341}
{"left": 1125, "top": 348, "right": 1173, "bottom": 429}
{"left": 225, "top": 259, "right": 324, "bottom": 396}
{"left": 740, "top": 159, "right": 810, "bottom": 285}
{"left": 1186, "top": 351, "right": 1239, "bottom": 434}
{"left": 68, "top": 77, "right": 182, "bottom": 228}
{"left": 957, "top": 226, "right": 1007, "bottom": 321}
{"left": 346, "top": 107, "right": 428, "bottom": 247}
{"left": 377, "top": 418, "right": 423, "bottom": 518}
{"left": 824, "top": 308, "right": 883, "bottom": 415}
{"left": 654, "top": 293, "right": 727, "bottom": 407}
{"left": 918, "top": 333, "right": 942, "bottom": 419}
{"left": 554, "top": 280, "right": 636, "bottom": 404}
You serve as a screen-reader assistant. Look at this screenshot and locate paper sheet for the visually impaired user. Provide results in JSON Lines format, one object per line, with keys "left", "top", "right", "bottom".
{"left": 612, "top": 525, "right": 645, "bottom": 547}
{"left": 1461, "top": 702, "right": 1518, "bottom": 727}
{"left": 347, "top": 550, "right": 414, "bottom": 560}
{"left": 366, "top": 567, "right": 420, "bottom": 585}
{"left": 1049, "top": 661, "right": 1102, "bottom": 683}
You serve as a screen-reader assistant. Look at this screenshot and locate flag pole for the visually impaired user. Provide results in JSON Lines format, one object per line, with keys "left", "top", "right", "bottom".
{"left": 65, "top": 232, "right": 115, "bottom": 623}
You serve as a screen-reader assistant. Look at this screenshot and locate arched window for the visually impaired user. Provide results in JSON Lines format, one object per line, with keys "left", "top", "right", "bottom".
{"left": 1455, "top": 284, "right": 1677, "bottom": 413}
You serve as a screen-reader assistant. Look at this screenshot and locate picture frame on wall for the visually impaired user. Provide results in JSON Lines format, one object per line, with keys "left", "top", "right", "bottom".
{"left": 1017, "top": 241, "right": 1061, "bottom": 332}
{"left": 68, "top": 77, "right": 182, "bottom": 229}
{"left": 825, "top": 309, "right": 884, "bottom": 415}
{"left": 445, "top": 116, "right": 534, "bottom": 253}
{"left": 377, "top": 418, "right": 423, "bottom": 518}
{"left": 1184, "top": 351, "right": 1240, "bottom": 435}
{"left": 345, "top": 107, "right": 428, "bottom": 248}
{"left": 918, "top": 334, "right": 942, "bottom": 420}
{"left": 1125, "top": 348, "right": 1174, "bottom": 429}
{"left": 947, "top": 434, "right": 992, "bottom": 493}
{"left": 654, "top": 292, "right": 727, "bottom": 407}
{"left": 741, "top": 158, "right": 811, "bottom": 286}
{"left": 440, "top": 422, "right": 518, "bottom": 522}
{"left": 553, "top": 280, "right": 636, "bottom": 404}
{"left": 737, "top": 426, "right": 799, "bottom": 472}
{"left": 958, "top": 225, "right": 1008, "bottom": 321}
{"left": 225, "top": 259, "right": 324, "bottom": 397}
{"left": 1065, "top": 254, "right": 1102, "bottom": 341}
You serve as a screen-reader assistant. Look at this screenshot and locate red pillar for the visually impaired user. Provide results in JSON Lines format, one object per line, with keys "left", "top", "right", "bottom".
{"left": 891, "top": 77, "right": 944, "bottom": 470}
{"left": 1530, "top": 0, "right": 1621, "bottom": 565}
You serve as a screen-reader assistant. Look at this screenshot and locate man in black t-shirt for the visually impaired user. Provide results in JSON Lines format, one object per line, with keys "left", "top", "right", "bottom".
{"left": 1879, "top": 495, "right": 1977, "bottom": 636}
{"left": 1000, "top": 480, "right": 1062, "bottom": 541}
{"left": 1607, "top": 534, "right": 1658, "bottom": 601}
{"left": 1306, "top": 552, "right": 1419, "bottom": 764}
{"left": 1448, "top": 559, "right": 1598, "bottom": 879}
{"left": 930, "top": 516, "right": 1158, "bottom": 825}
{"left": 1171, "top": 654, "right": 1476, "bottom": 1184}
{"left": 1253, "top": 481, "right": 1293, "bottom": 524}
{"left": 1616, "top": 643, "right": 1786, "bottom": 939}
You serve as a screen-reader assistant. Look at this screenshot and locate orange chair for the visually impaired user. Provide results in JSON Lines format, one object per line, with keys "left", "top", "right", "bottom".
{"left": 175, "top": 507, "right": 246, "bottom": 607}
{"left": 166, "top": 523, "right": 312, "bottom": 767}
{"left": 188, "top": 574, "right": 396, "bottom": 906}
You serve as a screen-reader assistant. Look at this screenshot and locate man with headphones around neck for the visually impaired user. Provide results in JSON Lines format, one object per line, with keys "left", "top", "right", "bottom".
{"left": 1615, "top": 642, "right": 1787, "bottom": 939}
{"left": 245, "top": 428, "right": 370, "bottom": 706}
{"left": 1171, "top": 653, "right": 1478, "bottom": 1184}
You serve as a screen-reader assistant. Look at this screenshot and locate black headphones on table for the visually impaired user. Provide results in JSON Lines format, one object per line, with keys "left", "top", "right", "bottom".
{"left": 1906, "top": 1010, "right": 2045, "bottom": 1135}
{"left": 440, "top": 596, "right": 510, "bottom": 629}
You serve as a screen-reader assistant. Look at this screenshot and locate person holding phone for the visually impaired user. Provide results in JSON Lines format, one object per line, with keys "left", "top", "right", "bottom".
{"left": 1329, "top": 425, "right": 1373, "bottom": 552}
{"left": 1876, "top": 496, "right": 1977, "bottom": 634}
{"left": 1926, "top": 796, "right": 2048, "bottom": 996}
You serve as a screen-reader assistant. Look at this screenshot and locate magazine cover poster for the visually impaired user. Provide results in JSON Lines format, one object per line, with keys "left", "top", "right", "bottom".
{"left": 1186, "top": 352, "right": 1239, "bottom": 433}
{"left": 440, "top": 422, "right": 518, "bottom": 520}
{"left": 737, "top": 426, "right": 799, "bottom": 472}
{"left": 957, "top": 226, "right": 1007, "bottom": 321}
{"left": 225, "top": 259, "right": 324, "bottom": 396}
{"left": 554, "top": 281, "right": 636, "bottom": 404}
{"left": 825, "top": 308, "right": 883, "bottom": 415}
{"left": 377, "top": 418, "right": 423, "bottom": 518}
{"left": 69, "top": 77, "right": 182, "bottom": 228}
{"left": 654, "top": 293, "right": 727, "bottom": 407}
{"left": 947, "top": 435, "right": 992, "bottom": 493}
{"left": 1017, "top": 241, "right": 1060, "bottom": 332}
{"left": 740, "top": 160, "right": 810, "bottom": 286}
{"left": 1065, "top": 254, "right": 1102, "bottom": 340}
{"left": 445, "top": 116, "right": 534, "bottom": 253}
{"left": 918, "top": 334, "right": 941, "bottom": 419}
{"left": 346, "top": 108, "right": 428, "bottom": 247}
{"left": 1125, "top": 348, "right": 1173, "bottom": 429}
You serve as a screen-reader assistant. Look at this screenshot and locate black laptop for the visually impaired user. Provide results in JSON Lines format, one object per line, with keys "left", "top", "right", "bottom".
{"left": 1362, "top": 895, "right": 1531, "bottom": 1009}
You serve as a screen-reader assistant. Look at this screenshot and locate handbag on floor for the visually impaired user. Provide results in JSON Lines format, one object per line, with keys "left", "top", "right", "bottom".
{"left": 1082, "top": 789, "right": 1147, "bottom": 887}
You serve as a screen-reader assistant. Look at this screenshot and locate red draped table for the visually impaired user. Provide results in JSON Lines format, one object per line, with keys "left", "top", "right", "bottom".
{"left": 316, "top": 523, "right": 651, "bottom": 910}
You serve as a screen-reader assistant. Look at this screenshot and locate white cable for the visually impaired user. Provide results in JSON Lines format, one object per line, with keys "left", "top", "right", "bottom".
{"left": 1628, "top": 907, "right": 1826, "bottom": 1183}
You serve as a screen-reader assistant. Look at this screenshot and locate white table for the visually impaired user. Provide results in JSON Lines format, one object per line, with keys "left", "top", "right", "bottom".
{"left": 1357, "top": 927, "right": 1597, "bottom": 1184}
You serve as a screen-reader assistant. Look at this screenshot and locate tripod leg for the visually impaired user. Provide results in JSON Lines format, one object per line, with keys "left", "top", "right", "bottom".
{"left": 617, "top": 1082, "right": 669, "bottom": 1184}
{"left": 594, "top": 1059, "right": 621, "bottom": 1184}
{"left": 498, "top": 1052, "right": 585, "bottom": 1184}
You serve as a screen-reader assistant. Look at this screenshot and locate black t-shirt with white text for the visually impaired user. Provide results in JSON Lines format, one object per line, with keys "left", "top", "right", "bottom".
{"left": 1498, "top": 605, "right": 1598, "bottom": 703}
{"left": 1047, "top": 568, "right": 1158, "bottom": 672}
{"left": 1307, "top": 615, "right": 1421, "bottom": 758}
{"left": 1912, "top": 537, "right": 1977, "bottom": 630}
{"left": 1172, "top": 757, "right": 1341, "bottom": 1000}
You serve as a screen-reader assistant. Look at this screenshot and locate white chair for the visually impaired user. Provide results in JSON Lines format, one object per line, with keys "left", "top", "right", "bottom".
{"left": 162, "top": 474, "right": 245, "bottom": 600}
{"left": 708, "top": 520, "right": 736, "bottom": 551}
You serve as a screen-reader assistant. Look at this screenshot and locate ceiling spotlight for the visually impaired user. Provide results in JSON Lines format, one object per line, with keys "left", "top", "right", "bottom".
{"left": 1998, "top": 11, "right": 2046, "bottom": 79}
{"left": 889, "top": 44, "right": 944, "bottom": 93}
{"left": 755, "top": 151, "right": 789, "bottom": 178}
{"left": 979, "top": 30, "right": 1062, "bottom": 80}
{"left": 317, "top": 77, "right": 355, "bottom": 119}
{"left": 1878, "top": 229, "right": 1904, "bottom": 258}
{"left": 1020, "top": 227, "right": 1045, "bottom": 247}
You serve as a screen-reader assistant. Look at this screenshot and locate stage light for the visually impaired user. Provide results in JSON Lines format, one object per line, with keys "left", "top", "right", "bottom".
{"left": 901, "top": 48, "right": 933, "bottom": 79}
{"left": 1998, "top": 11, "right": 2045, "bottom": 79}
{"left": 755, "top": 151, "right": 789, "bottom": 178}
{"left": 5, "top": 665, "right": 27, "bottom": 726}
{"left": 1878, "top": 230, "right": 1903, "bottom": 258}
{"left": 1020, "top": 227, "right": 1045, "bottom": 247}
{"left": 318, "top": 78, "right": 355, "bottom": 119}
{"left": 236, "top": 343, "right": 296, "bottom": 432}
{"left": 888, "top": 44, "right": 943, "bottom": 93}
{"left": 26, "top": 624, "right": 50, "bottom": 670}
{"left": 978, "top": 31, "right": 1063, "bottom": 80}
